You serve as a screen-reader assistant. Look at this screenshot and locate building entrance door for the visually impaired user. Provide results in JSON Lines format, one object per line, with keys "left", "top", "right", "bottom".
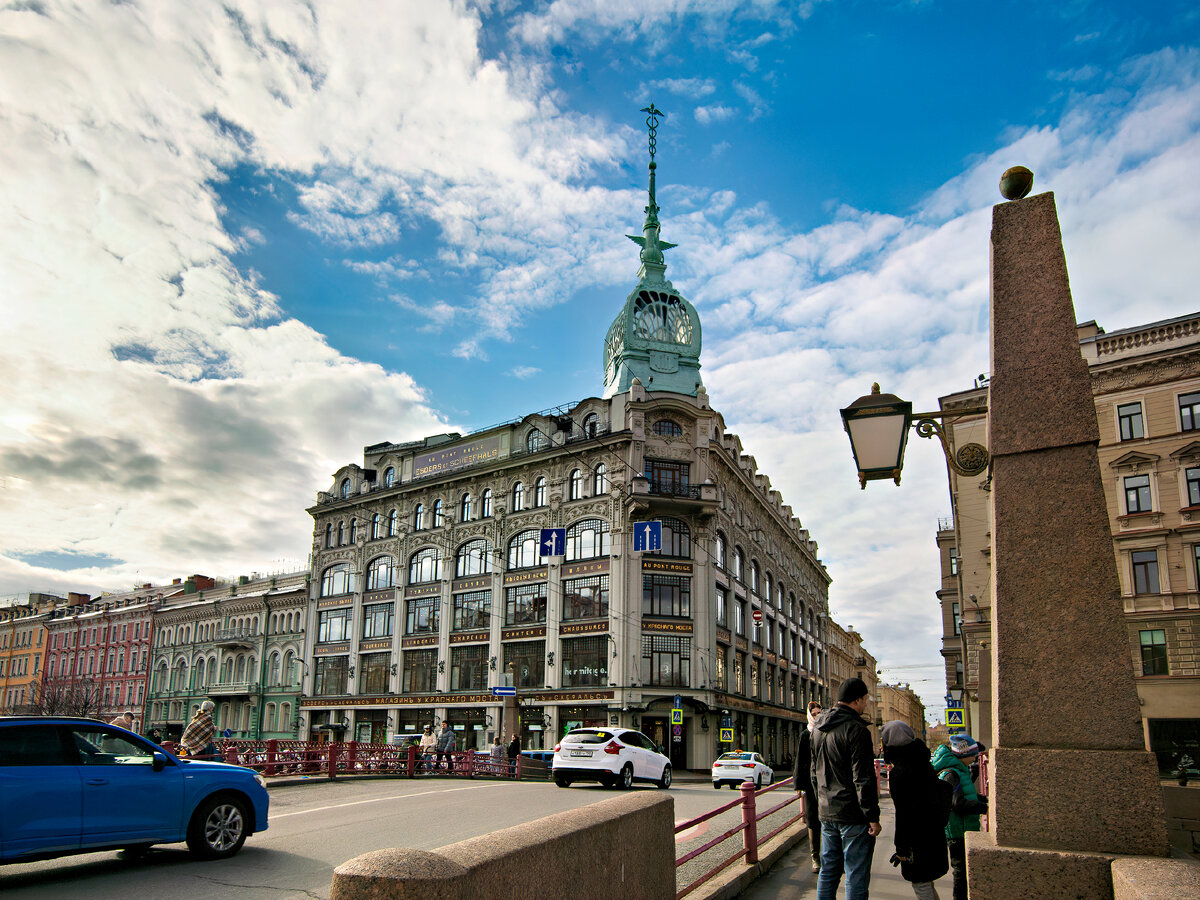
{"left": 642, "top": 716, "right": 687, "bottom": 770}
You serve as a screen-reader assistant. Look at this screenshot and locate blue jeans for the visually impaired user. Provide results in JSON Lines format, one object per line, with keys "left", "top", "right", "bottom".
{"left": 817, "top": 821, "right": 875, "bottom": 900}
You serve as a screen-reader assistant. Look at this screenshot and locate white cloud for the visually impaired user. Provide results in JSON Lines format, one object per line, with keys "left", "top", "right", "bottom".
{"left": 510, "top": 366, "right": 541, "bottom": 379}
{"left": 695, "top": 104, "right": 737, "bottom": 125}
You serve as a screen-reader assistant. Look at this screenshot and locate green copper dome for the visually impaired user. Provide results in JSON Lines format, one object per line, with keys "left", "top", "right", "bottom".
{"left": 602, "top": 106, "right": 703, "bottom": 399}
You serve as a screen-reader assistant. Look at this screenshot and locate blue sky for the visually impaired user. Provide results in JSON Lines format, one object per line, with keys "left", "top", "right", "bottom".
{"left": 2, "top": 1, "right": 1198, "bottom": 717}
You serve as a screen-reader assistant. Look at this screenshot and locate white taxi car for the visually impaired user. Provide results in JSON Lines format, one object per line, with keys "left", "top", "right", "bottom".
{"left": 551, "top": 727, "right": 672, "bottom": 789}
{"left": 712, "top": 751, "right": 774, "bottom": 789}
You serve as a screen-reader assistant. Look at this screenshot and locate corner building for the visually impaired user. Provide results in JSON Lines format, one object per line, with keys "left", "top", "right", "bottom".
{"left": 302, "top": 142, "right": 832, "bottom": 769}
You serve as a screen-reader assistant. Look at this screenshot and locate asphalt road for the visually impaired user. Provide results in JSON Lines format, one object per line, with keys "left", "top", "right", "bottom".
{"left": 0, "top": 774, "right": 800, "bottom": 899}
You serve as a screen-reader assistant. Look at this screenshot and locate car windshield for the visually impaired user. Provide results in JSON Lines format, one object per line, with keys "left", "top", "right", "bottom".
{"left": 717, "top": 753, "right": 754, "bottom": 761}
{"left": 563, "top": 729, "right": 619, "bottom": 744}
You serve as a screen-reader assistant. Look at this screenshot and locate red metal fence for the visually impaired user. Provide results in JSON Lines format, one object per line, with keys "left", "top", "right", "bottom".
{"left": 162, "top": 738, "right": 529, "bottom": 781}
{"left": 674, "top": 776, "right": 804, "bottom": 900}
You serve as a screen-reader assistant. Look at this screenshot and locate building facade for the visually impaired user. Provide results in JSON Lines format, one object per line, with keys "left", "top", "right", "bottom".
{"left": 300, "top": 133, "right": 834, "bottom": 769}
{"left": 145, "top": 572, "right": 308, "bottom": 742}
{"left": 938, "top": 312, "right": 1200, "bottom": 769}
{"left": 877, "top": 682, "right": 927, "bottom": 742}
{"left": 0, "top": 594, "right": 56, "bottom": 713}
{"left": 825, "top": 619, "right": 880, "bottom": 747}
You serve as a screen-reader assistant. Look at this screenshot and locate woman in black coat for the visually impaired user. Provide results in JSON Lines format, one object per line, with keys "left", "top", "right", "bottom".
{"left": 792, "top": 701, "right": 823, "bottom": 872}
{"left": 882, "top": 721, "right": 951, "bottom": 899}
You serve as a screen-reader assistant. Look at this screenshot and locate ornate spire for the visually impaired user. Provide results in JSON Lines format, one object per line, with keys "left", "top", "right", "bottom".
{"left": 627, "top": 103, "right": 677, "bottom": 284}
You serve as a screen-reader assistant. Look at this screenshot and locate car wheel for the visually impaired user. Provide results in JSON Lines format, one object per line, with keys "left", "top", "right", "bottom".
{"left": 619, "top": 763, "right": 633, "bottom": 789}
{"left": 658, "top": 765, "right": 672, "bottom": 789}
{"left": 554, "top": 775, "right": 572, "bottom": 788}
{"left": 713, "top": 781, "right": 721, "bottom": 790}
{"left": 755, "top": 775, "right": 763, "bottom": 790}
{"left": 186, "top": 793, "right": 250, "bottom": 859}
{"left": 600, "top": 773, "right": 616, "bottom": 788}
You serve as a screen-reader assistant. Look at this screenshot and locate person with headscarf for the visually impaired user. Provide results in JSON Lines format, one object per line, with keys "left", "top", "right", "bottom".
{"left": 881, "top": 721, "right": 951, "bottom": 899}
{"left": 793, "top": 700, "right": 824, "bottom": 873}
{"left": 180, "top": 700, "right": 217, "bottom": 760}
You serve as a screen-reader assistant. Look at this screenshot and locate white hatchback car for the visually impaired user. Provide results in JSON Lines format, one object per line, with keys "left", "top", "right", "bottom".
{"left": 712, "top": 751, "right": 774, "bottom": 789}
{"left": 551, "top": 727, "right": 672, "bottom": 789}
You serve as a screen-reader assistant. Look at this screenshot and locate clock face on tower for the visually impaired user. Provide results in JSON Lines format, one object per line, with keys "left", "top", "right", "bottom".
{"left": 632, "top": 290, "right": 692, "bottom": 345}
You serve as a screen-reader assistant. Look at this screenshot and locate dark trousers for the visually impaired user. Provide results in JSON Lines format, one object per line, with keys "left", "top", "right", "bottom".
{"left": 436, "top": 749, "right": 453, "bottom": 771}
{"left": 948, "top": 837, "right": 967, "bottom": 900}
{"left": 809, "top": 822, "right": 822, "bottom": 863}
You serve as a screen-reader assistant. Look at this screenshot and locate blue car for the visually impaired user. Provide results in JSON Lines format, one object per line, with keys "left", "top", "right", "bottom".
{"left": 0, "top": 716, "right": 269, "bottom": 864}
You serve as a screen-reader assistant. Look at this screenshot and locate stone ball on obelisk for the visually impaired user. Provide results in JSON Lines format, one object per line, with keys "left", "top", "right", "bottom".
{"left": 999, "top": 165, "right": 1034, "bottom": 200}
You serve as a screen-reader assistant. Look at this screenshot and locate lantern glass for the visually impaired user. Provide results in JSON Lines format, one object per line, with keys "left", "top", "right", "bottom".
{"left": 840, "top": 387, "right": 912, "bottom": 485}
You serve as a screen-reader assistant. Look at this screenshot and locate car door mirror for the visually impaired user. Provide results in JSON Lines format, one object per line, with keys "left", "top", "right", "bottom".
{"left": 153, "top": 751, "right": 168, "bottom": 772}
{"left": 657, "top": 745, "right": 666, "bottom": 755}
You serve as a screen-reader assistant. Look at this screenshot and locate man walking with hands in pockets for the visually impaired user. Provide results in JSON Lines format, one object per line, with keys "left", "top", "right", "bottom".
{"left": 811, "top": 677, "right": 881, "bottom": 900}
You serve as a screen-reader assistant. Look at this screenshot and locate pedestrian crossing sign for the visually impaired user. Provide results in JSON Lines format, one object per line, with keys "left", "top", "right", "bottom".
{"left": 720, "top": 728, "right": 734, "bottom": 743}
{"left": 946, "top": 708, "right": 964, "bottom": 727}
{"left": 671, "top": 708, "right": 683, "bottom": 725}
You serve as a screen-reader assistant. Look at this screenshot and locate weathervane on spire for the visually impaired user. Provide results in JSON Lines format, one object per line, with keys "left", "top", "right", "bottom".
{"left": 629, "top": 103, "right": 676, "bottom": 281}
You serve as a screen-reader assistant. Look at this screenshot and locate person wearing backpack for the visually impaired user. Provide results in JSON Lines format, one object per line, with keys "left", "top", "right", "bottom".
{"left": 882, "top": 721, "right": 951, "bottom": 899}
{"left": 930, "top": 735, "right": 989, "bottom": 900}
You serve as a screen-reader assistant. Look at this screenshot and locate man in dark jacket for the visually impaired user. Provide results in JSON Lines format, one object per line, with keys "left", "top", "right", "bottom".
{"left": 811, "top": 677, "right": 880, "bottom": 900}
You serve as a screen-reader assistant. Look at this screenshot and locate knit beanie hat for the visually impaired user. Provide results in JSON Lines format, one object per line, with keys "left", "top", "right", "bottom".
{"left": 837, "top": 677, "right": 869, "bottom": 703}
{"left": 881, "top": 720, "right": 916, "bottom": 749}
{"left": 949, "top": 734, "right": 982, "bottom": 757}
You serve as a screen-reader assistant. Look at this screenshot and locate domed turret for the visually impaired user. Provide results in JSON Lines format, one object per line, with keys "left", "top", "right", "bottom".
{"left": 602, "top": 105, "right": 703, "bottom": 398}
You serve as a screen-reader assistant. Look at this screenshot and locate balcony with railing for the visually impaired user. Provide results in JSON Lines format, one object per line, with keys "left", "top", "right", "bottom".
{"left": 207, "top": 681, "right": 261, "bottom": 696}
{"left": 214, "top": 628, "right": 256, "bottom": 647}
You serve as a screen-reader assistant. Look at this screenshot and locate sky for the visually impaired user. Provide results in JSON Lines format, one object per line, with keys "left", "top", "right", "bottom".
{"left": 2, "top": 1, "right": 1198, "bottom": 721}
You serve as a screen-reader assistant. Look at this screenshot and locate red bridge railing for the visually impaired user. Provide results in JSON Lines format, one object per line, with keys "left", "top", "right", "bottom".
{"left": 674, "top": 776, "right": 804, "bottom": 900}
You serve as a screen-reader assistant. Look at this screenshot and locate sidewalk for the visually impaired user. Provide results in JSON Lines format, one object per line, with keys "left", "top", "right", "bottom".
{"left": 741, "top": 795, "right": 955, "bottom": 899}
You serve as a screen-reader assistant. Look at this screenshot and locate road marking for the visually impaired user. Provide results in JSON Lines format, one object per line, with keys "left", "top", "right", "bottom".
{"left": 675, "top": 820, "right": 709, "bottom": 843}
{"left": 272, "top": 783, "right": 507, "bottom": 819}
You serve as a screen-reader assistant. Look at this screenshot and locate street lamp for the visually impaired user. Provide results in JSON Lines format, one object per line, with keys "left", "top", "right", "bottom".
{"left": 839, "top": 383, "right": 989, "bottom": 488}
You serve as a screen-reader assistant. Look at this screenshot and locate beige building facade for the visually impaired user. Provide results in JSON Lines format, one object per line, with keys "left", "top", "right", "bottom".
{"left": 826, "top": 619, "right": 879, "bottom": 747}
{"left": 938, "top": 312, "right": 1200, "bottom": 770}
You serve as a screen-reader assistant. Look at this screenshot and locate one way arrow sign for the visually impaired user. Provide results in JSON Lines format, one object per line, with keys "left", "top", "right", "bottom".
{"left": 633, "top": 521, "right": 662, "bottom": 552}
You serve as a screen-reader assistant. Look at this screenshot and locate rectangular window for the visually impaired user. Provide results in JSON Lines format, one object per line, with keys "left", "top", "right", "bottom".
{"left": 314, "top": 656, "right": 348, "bottom": 696}
{"left": 643, "top": 575, "right": 691, "bottom": 618}
{"left": 715, "top": 652, "right": 726, "bottom": 691}
{"left": 715, "top": 586, "right": 728, "bottom": 627}
{"left": 453, "top": 589, "right": 491, "bottom": 631}
{"left": 952, "top": 602, "right": 961, "bottom": 636}
{"left": 641, "top": 634, "right": 690, "bottom": 687}
{"left": 505, "top": 584, "right": 547, "bottom": 626}
{"left": 362, "top": 603, "right": 394, "bottom": 639}
{"left": 1139, "top": 629, "right": 1168, "bottom": 676}
{"left": 450, "top": 645, "right": 488, "bottom": 692}
{"left": 949, "top": 547, "right": 959, "bottom": 576}
{"left": 645, "top": 459, "right": 690, "bottom": 495}
{"left": 1124, "top": 474, "right": 1152, "bottom": 513}
{"left": 735, "top": 601, "right": 745, "bottom": 636}
{"left": 562, "top": 636, "right": 608, "bottom": 687}
{"left": 405, "top": 597, "right": 439, "bottom": 635}
{"left": 1132, "top": 550, "right": 1160, "bottom": 595}
{"left": 317, "top": 609, "right": 351, "bottom": 643}
{"left": 1180, "top": 392, "right": 1200, "bottom": 432}
{"left": 358, "top": 652, "right": 390, "bottom": 695}
{"left": 503, "top": 640, "right": 545, "bottom": 689}
{"left": 1186, "top": 467, "right": 1200, "bottom": 508}
{"left": 750, "top": 660, "right": 759, "bottom": 698}
{"left": 734, "top": 653, "right": 744, "bottom": 694}
{"left": 402, "top": 649, "right": 437, "bottom": 693}
{"left": 1118, "top": 402, "right": 1144, "bottom": 441}
{"left": 562, "top": 575, "right": 609, "bottom": 620}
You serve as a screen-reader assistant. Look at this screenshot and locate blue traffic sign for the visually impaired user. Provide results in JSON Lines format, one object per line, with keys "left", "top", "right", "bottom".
{"left": 633, "top": 520, "right": 662, "bottom": 552}
{"left": 540, "top": 528, "right": 567, "bottom": 558}
{"left": 491, "top": 686, "right": 517, "bottom": 696}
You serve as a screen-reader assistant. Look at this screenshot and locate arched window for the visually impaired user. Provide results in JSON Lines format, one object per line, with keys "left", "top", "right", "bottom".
{"left": 383, "top": 466, "right": 396, "bottom": 487}
{"left": 765, "top": 574, "right": 774, "bottom": 608}
{"left": 566, "top": 518, "right": 611, "bottom": 561}
{"left": 340, "top": 477, "right": 351, "bottom": 498}
{"left": 734, "top": 547, "right": 745, "bottom": 581}
{"left": 284, "top": 651, "right": 297, "bottom": 685}
{"left": 349, "top": 518, "right": 357, "bottom": 543}
{"left": 388, "top": 509, "right": 398, "bottom": 536}
{"left": 460, "top": 492, "right": 473, "bottom": 522}
{"left": 715, "top": 531, "right": 728, "bottom": 570}
{"left": 366, "top": 556, "right": 395, "bottom": 591}
{"left": 652, "top": 419, "right": 683, "bottom": 436}
{"left": 336, "top": 520, "right": 345, "bottom": 545}
{"left": 533, "top": 477, "right": 547, "bottom": 507}
{"left": 526, "top": 430, "right": 544, "bottom": 452}
{"left": 235, "top": 655, "right": 246, "bottom": 682}
{"left": 174, "top": 659, "right": 187, "bottom": 690}
{"left": 583, "top": 413, "right": 600, "bottom": 438}
{"left": 507, "top": 529, "right": 541, "bottom": 569}
{"left": 370, "top": 513, "right": 383, "bottom": 540}
{"left": 594, "top": 463, "right": 608, "bottom": 495}
{"left": 321, "top": 563, "right": 352, "bottom": 597}
{"left": 480, "top": 488, "right": 493, "bottom": 518}
{"left": 196, "top": 657, "right": 207, "bottom": 688}
{"left": 269, "top": 652, "right": 281, "bottom": 686}
{"left": 324, "top": 524, "right": 333, "bottom": 548}
{"left": 751, "top": 562, "right": 761, "bottom": 594}
{"left": 511, "top": 481, "right": 525, "bottom": 512}
{"left": 456, "top": 539, "right": 492, "bottom": 578}
{"left": 660, "top": 517, "right": 691, "bottom": 558}
{"left": 433, "top": 499, "right": 446, "bottom": 527}
{"left": 569, "top": 469, "right": 583, "bottom": 500}
{"left": 408, "top": 547, "right": 444, "bottom": 584}
{"left": 265, "top": 702, "right": 276, "bottom": 732}
{"left": 413, "top": 503, "right": 424, "bottom": 531}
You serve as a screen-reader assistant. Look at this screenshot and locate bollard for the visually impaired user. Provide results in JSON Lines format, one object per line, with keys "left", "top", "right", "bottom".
{"left": 328, "top": 742, "right": 340, "bottom": 781}
{"left": 406, "top": 743, "right": 417, "bottom": 778}
{"left": 224, "top": 742, "right": 238, "bottom": 764}
{"left": 347, "top": 740, "right": 358, "bottom": 773}
{"left": 740, "top": 781, "right": 759, "bottom": 865}
{"left": 265, "top": 738, "right": 278, "bottom": 777}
